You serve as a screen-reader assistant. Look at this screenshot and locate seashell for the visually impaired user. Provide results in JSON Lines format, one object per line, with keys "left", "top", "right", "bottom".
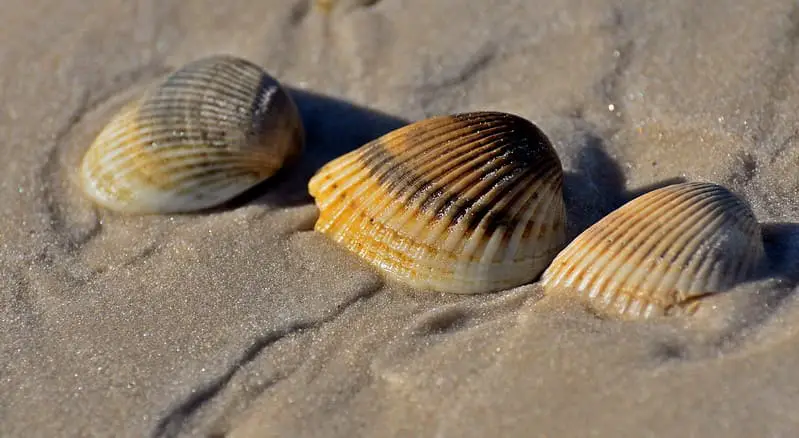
{"left": 79, "top": 55, "right": 304, "bottom": 214}
{"left": 541, "top": 182, "right": 766, "bottom": 320}
{"left": 308, "top": 111, "right": 567, "bottom": 294}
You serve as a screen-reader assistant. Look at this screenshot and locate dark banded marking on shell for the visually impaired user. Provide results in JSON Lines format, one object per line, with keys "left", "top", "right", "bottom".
{"left": 308, "top": 111, "right": 567, "bottom": 294}
{"left": 79, "top": 55, "right": 304, "bottom": 214}
{"left": 540, "top": 182, "right": 766, "bottom": 320}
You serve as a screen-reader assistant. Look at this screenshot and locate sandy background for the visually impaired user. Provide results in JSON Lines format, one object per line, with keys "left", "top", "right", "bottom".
{"left": 2, "top": 0, "right": 799, "bottom": 436}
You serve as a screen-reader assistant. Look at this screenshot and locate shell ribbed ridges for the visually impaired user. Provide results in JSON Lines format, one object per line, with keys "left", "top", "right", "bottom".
{"left": 541, "top": 182, "right": 766, "bottom": 319}
{"left": 79, "top": 55, "right": 304, "bottom": 214}
{"left": 309, "top": 111, "right": 566, "bottom": 294}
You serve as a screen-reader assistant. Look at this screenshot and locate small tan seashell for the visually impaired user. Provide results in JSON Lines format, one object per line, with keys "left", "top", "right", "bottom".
{"left": 308, "top": 111, "right": 567, "bottom": 294}
{"left": 541, "top": 182, "right": 766, "bottom": 320}
{"left": 79, "top": 55, "right": 304, "bottom": 214}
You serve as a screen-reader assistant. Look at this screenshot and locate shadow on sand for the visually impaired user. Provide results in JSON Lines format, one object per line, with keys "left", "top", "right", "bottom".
{"left": 762, "top": 222, "right": 799, "bottom": 283}
{"left": 560, "top": 132, "right": 686, "bottom": 240}
{"left": 217, "top": 88, "right": 410, "bottom": 210}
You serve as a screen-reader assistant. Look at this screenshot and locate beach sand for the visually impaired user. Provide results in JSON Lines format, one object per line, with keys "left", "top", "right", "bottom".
{"left": 2, "top": 0, "right": 799, "bottom": 436}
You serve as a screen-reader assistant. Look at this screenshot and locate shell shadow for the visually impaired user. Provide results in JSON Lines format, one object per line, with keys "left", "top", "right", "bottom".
{"left": 762, "top": 222, "right": 799, "bottom": 283}
{"left": 215, "top": 88, "right": 410, "bottom": 210}
{"left": 562, "top": 139, "right": 625, "bottom": 240}
{"left": 561, "top": 134, "right": 686, "bottom": 240}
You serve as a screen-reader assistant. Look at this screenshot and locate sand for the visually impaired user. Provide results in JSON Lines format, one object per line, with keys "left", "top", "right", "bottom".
{"left": 2, "top": 0, "right": 799, "bottom": 436}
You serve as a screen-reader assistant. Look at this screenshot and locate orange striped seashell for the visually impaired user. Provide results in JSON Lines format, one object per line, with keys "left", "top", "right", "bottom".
{"left": 541, "top": 182, "right": 766, "bottom": 320}
{"left": 308, "top": 111, "right": 567, "bottom": 294}
{"left": 79, "top": 55, "right": 304, "bottom": 214}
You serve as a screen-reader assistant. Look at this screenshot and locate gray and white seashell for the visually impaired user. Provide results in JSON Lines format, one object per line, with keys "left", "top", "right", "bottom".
{"left": 79, "top": 55, "right": 304, "bottom": 214}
